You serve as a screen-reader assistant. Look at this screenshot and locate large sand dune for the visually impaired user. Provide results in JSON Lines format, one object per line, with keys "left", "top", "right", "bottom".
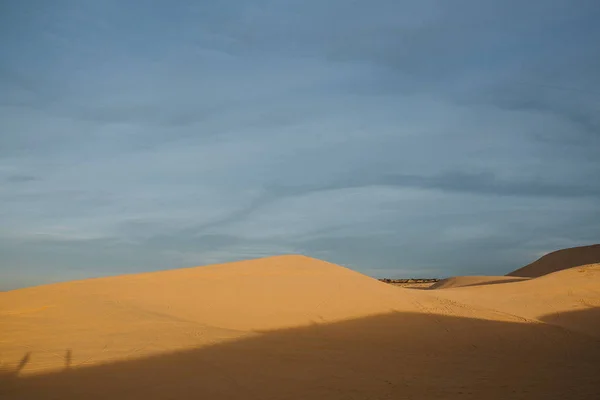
{"left": 508, "top": 243, "right": 600, "bottom": 277}
{"left": 0, "top": 256, "right": 446, "bottom": 376}
{"left": 1, "top": 255, "right": 599, "bottom": 399}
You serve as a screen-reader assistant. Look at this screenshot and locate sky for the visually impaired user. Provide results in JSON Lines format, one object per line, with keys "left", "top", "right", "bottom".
{"left": 1, "top": 0, "right": 600, "bottom": 290}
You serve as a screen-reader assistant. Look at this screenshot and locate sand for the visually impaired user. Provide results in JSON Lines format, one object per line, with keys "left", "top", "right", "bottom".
{"left": 508, "top": 243, "right": 600, "bottom": 277}
{"left": 433, "top": 263, "right": 600, "bottom": 338}
{"left": 1, "top": 255, "right": 599, "bottom": 399}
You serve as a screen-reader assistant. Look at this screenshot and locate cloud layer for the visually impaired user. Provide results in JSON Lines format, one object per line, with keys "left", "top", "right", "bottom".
{"left": 1, "top": 0, "right": 599, "bottom": 289}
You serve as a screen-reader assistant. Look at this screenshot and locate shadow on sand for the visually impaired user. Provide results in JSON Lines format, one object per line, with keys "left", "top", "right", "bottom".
{"left": 540, "top": 307, "right": 600, "bottom": 340}
{"left": 0, "top": 352, "right": 30, "bottom": 394}
{"left": 3, "top": 310, "right": 599, "bottom": 400}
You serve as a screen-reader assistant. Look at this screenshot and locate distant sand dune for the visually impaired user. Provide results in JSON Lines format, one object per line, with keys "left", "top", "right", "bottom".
{"left": 1, "top": 255, "right": 599, "bottom": 399}
{"left": 508, "top": 244, "right": 600, "bottom": 277}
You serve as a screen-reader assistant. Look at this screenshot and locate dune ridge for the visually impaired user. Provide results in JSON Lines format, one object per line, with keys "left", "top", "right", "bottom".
{"left": 507, "top": 243, "right": 600, "bottom": 277}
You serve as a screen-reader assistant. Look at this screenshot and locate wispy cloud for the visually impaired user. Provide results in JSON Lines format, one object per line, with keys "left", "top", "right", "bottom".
{"left": 1, "top": 0, "right": 599, "bottom": 289}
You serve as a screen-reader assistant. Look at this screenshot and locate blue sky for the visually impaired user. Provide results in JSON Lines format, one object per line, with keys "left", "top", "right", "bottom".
{"left": 1, "top": 0, "right": 599, "bottom": 289}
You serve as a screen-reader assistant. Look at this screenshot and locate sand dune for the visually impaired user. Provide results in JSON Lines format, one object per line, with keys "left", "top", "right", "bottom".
{"left": 508, "top": 243, "right": 600, "bottom": 277}
{"left": 2, "top": 255, "right": 599, "bottom": 399}
{"left": 0, "top": 256, "right": 443, "bottom": 376}
{"left": 430, "top": 275, "right": 529, "bottom": 289}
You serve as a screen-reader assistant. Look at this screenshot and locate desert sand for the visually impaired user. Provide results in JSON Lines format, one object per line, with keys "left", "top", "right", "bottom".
{"left": 431, "top": 263, "right": 600, "bottom": 338}
{"left": 1, "top": 254, "right": 599, "bottom": 399}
